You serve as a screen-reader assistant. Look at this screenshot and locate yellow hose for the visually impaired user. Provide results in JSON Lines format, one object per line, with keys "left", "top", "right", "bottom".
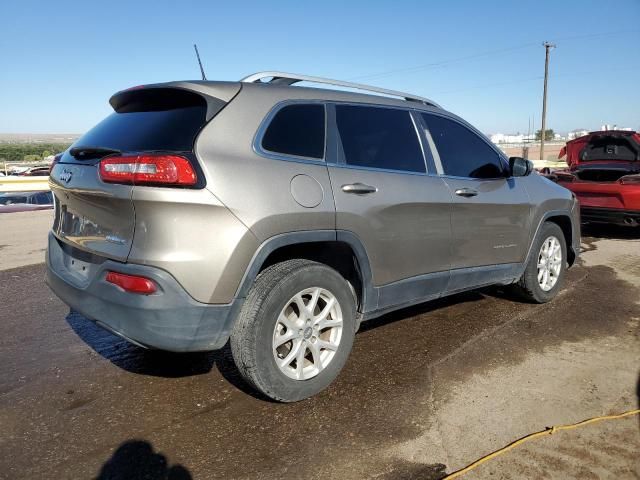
{"left": 444, "top": 408, "right": 640, "bottom": 479}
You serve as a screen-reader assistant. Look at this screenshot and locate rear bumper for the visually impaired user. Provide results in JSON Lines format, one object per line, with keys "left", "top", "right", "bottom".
{"left": 556, "top": 180, "right": 640, "bottom": 226}
{"left": 557, "top": 180, "right": 640, "bottom": 208}
{"left": 45, "top": 233, "right": 240, "bottom": 352}
{"left": 580, "top": 207, "right": 640, "bottom": 226}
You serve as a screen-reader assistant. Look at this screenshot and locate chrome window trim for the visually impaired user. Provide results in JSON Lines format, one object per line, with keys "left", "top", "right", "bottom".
{"left": 423, "top": 127, "right": 444, "bottom": 175}
{"left": 253, "top": 100, "right": 328, "bottom": 164}
{"left": 330, "top": 101, "right": 429, "bottom": 176}
{"left": 328, "top": 162, "right": 429, "bottom": 177}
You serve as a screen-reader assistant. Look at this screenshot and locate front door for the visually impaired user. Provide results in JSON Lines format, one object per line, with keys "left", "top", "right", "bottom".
{"left": 328, "top": 104, "right": 453, "bottom": 311}
{"left": 420, "top": 112, "right": 532, "bottom": 272}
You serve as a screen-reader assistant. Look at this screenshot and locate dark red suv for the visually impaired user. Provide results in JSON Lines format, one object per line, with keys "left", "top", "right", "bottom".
{"left": 552, "top": 130, "right": 640, "bottom": 226}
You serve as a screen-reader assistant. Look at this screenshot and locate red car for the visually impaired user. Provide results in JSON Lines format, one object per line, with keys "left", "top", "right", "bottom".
{"left": 552, "top": 130, "right": 640, "bottom": 226}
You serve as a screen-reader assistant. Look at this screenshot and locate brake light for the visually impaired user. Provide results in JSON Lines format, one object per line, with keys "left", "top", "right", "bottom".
{"left": 106, "top": 271, "right": 157, "bottom": 294}
{"left": 50, "top": 153, "right": 62, "bottom": 174}
{"left": 99, "top": 154, "right": 197, "bottom": 186}
{"left": 619, "top": 174, "right": 640, "bottom": 185}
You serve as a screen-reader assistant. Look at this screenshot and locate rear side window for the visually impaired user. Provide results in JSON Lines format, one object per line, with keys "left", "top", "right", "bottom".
{"left": 261, "top": 104, "right": 325, "bottom": 159}
{"left": 67, "top": 89, "right": 208, "bottom": 157}
{"left": 335, "top": 105, "right": 425, "bottom": 173}
{"left": 422, "top": 114, "right": 505, "bottom": 179}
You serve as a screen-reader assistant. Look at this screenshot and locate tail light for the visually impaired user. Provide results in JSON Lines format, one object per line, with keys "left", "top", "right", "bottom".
{"left": 106, "top": 271, "right": 157, "bottom": 294}
{"left": 99, "top": 154, "right": 197, "bottom": 186}
{"left": 619, "top": 174, "right": 640, "bottom": 185}
{"left": 50, "top": 153, "right": 62, "bottom": 173}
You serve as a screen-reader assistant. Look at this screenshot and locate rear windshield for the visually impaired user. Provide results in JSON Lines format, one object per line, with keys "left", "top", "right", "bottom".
{"left": 581, "top": 135, "right": 639, "bottom": 162}
{"left": 65, "top": 89, "right": 207, "bottom": 160}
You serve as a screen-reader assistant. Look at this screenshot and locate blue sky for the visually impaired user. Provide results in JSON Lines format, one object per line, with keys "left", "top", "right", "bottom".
{"left": 1, "top": 0, "right": 638, "bottom": 134}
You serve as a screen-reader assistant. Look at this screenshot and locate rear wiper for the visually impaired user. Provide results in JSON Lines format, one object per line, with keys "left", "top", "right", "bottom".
{"left": 69, "top": 146, "right": 121, "bottom": 160}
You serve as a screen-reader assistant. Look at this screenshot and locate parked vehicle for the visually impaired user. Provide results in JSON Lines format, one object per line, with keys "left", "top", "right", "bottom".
{"left": 0, "top": 191, "right": 53, "bottom": 213}
{"left": 18, "top": 166, "right": 51, "bottom": 177}
{"left": 46, "top": 72, "right": 580, "bottom": 401}
{"left": 550, "top": 130, "right": 640, "bottom": 226}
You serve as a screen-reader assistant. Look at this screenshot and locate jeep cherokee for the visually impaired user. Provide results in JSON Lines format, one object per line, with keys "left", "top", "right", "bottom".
{"left": 46, "top": 72, "right": 580, "bottom": 402}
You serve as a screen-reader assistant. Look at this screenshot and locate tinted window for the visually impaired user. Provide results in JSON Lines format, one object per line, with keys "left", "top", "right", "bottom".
{"left": 34, "top": 192, "right": 53, "bottom": 204}
{"left": 336, "top": 106, "right": 425, "bottom": 173}
{"left": 64, "top": 89, "right": 208, "bottom": 163}
{"left": 423, "top": 114, "right": 505, "bottom": 178}
{"left": 261, "top": 104, "right": 325, "bottom": 159}
{"left": 0, "top": 195, "right": 28, "bottom": 205}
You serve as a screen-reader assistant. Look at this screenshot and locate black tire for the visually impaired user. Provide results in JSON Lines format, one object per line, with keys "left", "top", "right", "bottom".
{"left": 230, "top": 259, "right": 356, "bottom": 402}
{"left": 511, "top": 222, "right": 567, "bottom": 303}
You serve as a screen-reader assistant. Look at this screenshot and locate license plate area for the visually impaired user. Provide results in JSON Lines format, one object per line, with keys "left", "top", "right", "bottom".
{"left": 62, "top": 254, "right": 93, "bottom": 283}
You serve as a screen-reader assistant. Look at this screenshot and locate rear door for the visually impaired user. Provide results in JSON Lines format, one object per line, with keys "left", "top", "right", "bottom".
{"left": 420, "top": 112, "right": 531, "bottom": 271}
{"left": 50, "top": 87, "right": 230, "bottom": 261}
{"left": 327, "top": 104, "right": 452, "bottom": 309}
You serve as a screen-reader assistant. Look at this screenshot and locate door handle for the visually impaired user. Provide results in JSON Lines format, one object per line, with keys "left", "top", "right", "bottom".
{"left": 341, "top": 183, "right": 378, "bottom": 194}
{"left": 454, "top": 188, "right": 478, "bottom": 198}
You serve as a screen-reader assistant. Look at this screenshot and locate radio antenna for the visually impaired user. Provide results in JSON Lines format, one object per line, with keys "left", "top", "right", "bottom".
{"left": 193, "top": 44, "right": 207, "bottom": 80}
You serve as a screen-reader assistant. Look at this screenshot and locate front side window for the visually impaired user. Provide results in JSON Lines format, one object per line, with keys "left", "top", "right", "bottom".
{"left": 261, "top": 104, "right": 325, "bottom": 159}
{"left": 335, "top": 105, "right": 425, "bottom": 173}
{"left": 423, "top": 114, "right": 505, "bottom": 179}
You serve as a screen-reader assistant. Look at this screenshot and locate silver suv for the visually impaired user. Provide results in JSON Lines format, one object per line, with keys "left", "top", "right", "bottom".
{"left": 46, "top": 72, "right": 580, "bottom": 401}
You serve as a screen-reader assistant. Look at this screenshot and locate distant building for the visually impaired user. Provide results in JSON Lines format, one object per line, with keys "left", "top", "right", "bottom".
{"left": 567, "top": 129, "right": 589, "bottom": 140}
{"left": 489, "top": 133, "right": 535, "bottom": 144}
{"left": 600, "top": 124, "right": 633, "bottom": 132}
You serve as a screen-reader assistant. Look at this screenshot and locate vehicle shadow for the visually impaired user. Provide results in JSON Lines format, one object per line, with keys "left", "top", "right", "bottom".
{"left": 358, "top": 290, "right": 486, "bottom": 333}
{"left": 96, "top": 440, "right": 192, "bottom": 480}
{"left": 66, "top": 290, "right": 490, "bottom": 400}
{"left": 65, "top": 310, "right": 269, "bottom": 400}
{"left": 582, "top": 223, "right": 640, "bottom": 240}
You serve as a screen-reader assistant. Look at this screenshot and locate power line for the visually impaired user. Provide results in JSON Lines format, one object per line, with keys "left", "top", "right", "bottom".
{"left": 432, "top": 66, "right": 637, "bottom": 95}
{"left": 348, "top": 29, "right": 640, "bottom": 83}
{"left": 349, "top": 43, "right": 537, "bottom": 81}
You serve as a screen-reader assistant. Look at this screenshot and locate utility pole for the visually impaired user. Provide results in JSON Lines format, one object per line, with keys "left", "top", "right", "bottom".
{"left": 540, "top": 41, "right": 555, "bottom": 161}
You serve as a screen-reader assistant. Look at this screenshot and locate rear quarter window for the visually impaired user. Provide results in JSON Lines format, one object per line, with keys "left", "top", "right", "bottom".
{"left": 261, "top": 104, "right": 326, "bottom": 159}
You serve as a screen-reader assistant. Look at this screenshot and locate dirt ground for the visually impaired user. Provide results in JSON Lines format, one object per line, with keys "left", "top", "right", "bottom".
{"left": 0, "top": 215, "right": 638, "bottom": 479}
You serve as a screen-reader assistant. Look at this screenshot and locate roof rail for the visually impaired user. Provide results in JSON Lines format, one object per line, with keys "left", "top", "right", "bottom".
{"left": 240, "top": 71, "right": 441, "bottom": 108}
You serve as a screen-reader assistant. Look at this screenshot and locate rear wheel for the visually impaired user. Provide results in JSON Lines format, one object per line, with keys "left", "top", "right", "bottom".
{"left": 511, "top": 222, "right": 567, "bottom": 303}
{"left": 230, "top": 259, "right": 356, "bottom": 402}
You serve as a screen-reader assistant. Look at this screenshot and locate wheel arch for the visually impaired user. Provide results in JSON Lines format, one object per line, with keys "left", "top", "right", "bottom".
{"left": 526, "top": 210, "right": 577, "bottom": 267}
{"left": 234, "top": 230, "right": 375, "bottom": 313}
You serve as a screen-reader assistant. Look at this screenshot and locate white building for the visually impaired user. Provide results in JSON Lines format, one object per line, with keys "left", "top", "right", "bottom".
{"left": 489, "top": 133, "right": 536, "bottom": 144}
{"left": 601, "top": 124, "right": 632, "bottom": 132}
{"left": 567, "top": 129, "right": 589, "bottom": 140}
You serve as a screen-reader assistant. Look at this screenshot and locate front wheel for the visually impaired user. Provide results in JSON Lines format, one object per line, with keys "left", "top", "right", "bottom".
{"left": 511, "top": 222, "right": 567, "bottom": 303}
{"left": 230, "top": 259, "right": 356, "bottom": 402}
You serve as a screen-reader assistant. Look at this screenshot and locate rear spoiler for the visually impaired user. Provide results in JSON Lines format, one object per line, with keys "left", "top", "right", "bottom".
{"left": 109, "top": 81, "right": 242, "bottom": 121}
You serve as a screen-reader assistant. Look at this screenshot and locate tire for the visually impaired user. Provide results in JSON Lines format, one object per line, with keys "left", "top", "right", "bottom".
{"left": 511, "top": 222, "right": 567, "bottom": 303}
{"left": 230, "top": 259, "right": 356, "bottom": 402}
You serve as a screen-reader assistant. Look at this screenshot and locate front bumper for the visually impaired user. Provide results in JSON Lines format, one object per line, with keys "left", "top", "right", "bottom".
{"left": 45, "top": 233, "right": 240, "bottom": 352}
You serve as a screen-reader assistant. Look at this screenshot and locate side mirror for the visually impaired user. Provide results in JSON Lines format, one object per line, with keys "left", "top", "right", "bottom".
{"left": 509, "top": 157, "right": 533, "bottom": 177}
